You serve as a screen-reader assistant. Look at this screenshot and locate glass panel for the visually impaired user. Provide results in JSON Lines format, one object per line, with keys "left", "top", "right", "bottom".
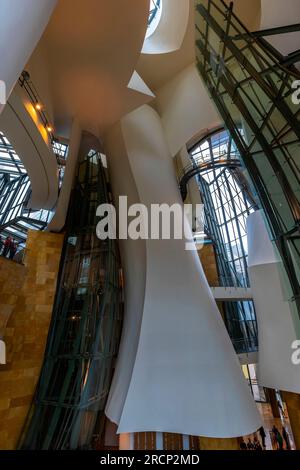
{"left": 195, "top": 0, "right": 300, "bottom": 318}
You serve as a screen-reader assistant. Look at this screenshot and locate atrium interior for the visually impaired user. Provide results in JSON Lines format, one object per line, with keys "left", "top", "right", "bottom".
{"left": 0, "top": 0, "right": 299, "bottom": 453}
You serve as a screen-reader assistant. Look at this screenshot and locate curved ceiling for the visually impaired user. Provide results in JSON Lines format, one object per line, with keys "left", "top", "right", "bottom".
{"left": 40, "top": 0, "right": 150, "bottom": 133}
{"left": 23, "top": 0, "right": 263, "bottom": 135}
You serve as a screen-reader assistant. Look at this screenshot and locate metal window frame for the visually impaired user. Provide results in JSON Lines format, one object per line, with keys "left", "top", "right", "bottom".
{"left": 195, "top": 0, "right": 300, "bottom": 317}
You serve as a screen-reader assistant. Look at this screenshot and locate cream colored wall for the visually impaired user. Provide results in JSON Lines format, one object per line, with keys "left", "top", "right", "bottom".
{"left": 225, "top": 0, "right": 261, "bottom": 31}
{"left": 26, "top": 39, "right": 55, "bottom": 124}
{"left": 155, "top": 64, "right": 220, "bottom": 157}
{"left": 260, "top": 0, "right": 300, "bottom": 56}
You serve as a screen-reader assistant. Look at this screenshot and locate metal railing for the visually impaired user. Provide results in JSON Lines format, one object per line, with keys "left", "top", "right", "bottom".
{"left": 18, "top": 71, "right": 55, "bottom": 143}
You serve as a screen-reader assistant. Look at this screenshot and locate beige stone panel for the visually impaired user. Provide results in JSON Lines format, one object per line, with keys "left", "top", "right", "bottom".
{"left": 0, "top": 230, "right": 64, "bottom": 450}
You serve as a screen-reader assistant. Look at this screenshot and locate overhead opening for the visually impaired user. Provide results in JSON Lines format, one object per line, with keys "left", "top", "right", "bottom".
{"left": 146, "top": 0, "right": 162, "bottom": 38}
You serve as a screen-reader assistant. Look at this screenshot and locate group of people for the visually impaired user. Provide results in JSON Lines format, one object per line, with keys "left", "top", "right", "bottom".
{"left": 271, "top": 425, "right": 291, "bottom": 450}
{"left": 0, "top": 236, "right": 18, "bottom": 260}
{"left": 240, "top": 425, "right": 291, "bottom": 451}
{"left": 240, "top": 434, "right": 263, "bottom": 451}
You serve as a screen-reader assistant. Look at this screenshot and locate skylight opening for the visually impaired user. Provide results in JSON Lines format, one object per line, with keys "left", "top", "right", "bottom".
{"left": 146, "top": 0, "right": 162, "bottom": 39}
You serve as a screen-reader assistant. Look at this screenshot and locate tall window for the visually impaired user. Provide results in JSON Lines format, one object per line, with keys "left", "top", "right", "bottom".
{"left": 189, "top": 128, "right": 258, "bottom": 353}
{"left": 190, "top": 129, "right": 256, "bottom": 287}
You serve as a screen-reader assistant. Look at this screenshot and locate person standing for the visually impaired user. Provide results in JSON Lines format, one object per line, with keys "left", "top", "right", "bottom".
{"left": 247, "top": 438, "right": 254, "bottom": 450}
{"left": 277, "top": 431, "right": 284, "bottom": 450}
{"left": 282, "top": 426, "right": 291, "bottom": 450}
{"left": 240, "top": 438, "right": 247, "bottom": 450}
{"left": 3, "top": 236, "right": 12, "bottom": 257}
{"left": 254, "top": 440, "right": 263, "bottom": 451}
{"left": 9, "top": 239, "right": 17, "bottom": 260}
{"left": 259, "top": 426, "right": 266, "bottom": 448}
{"left": 273, "top": 426, "right": 284, "bottom": 450}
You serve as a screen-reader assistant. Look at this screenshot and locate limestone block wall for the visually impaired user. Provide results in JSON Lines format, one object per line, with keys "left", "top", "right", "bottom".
{"left": 198, "top": 244, "right": 219, "bottom": 287}
{"left": 0, "top": 258, "right": 26, "bottom": 340}
{"left": 0, "top": 230, "right": 64, "bottom": 450}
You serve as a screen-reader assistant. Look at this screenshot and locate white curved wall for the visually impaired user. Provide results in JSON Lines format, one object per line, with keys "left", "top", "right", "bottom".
{"left": 178, "top": 147, "right": 202, "bottom": 206}
{"left": 247, "top": 211, "right": 300, "bottom": 394}
{"left": 104, "top": 123, "right": 146, "bottom": 425}
{"left": 0, "top": 0, "right": 57, "bottom": 114}
{"left": 116, "top": 105, "right": 261, "bottom": 438}
{"left": 48, "top": 119, "right": 81, "bottom": 232}
{"left": 0, "top": 91, "right": 58, "bottom": 210}
{"left": 155, "top": 64, "right": 220, "bottom": 157}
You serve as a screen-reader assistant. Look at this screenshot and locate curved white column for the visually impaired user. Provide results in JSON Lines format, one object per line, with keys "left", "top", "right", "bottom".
{"left": 247, "top": 211, "right": 300, "bottom": 394}
{"left": 116, "top": 105, "right": 261, "bottom": 438}
{"left": 48, "top": 119, "right": 81, "bottom": 231}
{"left": 104, "top": 123, "right": 146, "bottom": 425}
{"left": 0, "top": 0, "right": 57, "bottom": 113}
{"left": 155, "top": 65, "right": 220, "bottom": 157}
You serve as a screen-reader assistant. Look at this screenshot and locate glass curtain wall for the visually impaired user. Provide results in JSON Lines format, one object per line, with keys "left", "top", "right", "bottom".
{"left": 195, "top": 0, "right": 300, "bottom": 319}
{"left": 189, "top": 128, "right": 258, "bottom": 353}
{"left": 0, "top": 131, "right": 52, "bottom": 247}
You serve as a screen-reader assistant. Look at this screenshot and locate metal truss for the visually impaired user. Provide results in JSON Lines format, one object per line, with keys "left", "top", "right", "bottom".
{"left": 195, "top": 0, "right": 300, "bottom": 317}
{"left": 19, "top": 151, "right": 123, "bottom": 450}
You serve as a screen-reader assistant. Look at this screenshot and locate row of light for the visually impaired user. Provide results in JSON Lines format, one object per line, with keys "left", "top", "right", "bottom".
{"left": 34, "top": 102, "right": 53, "bottom": 134}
